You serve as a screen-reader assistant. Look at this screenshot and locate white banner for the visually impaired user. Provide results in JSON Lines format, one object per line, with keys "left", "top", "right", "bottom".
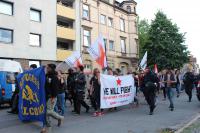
{"left": 100, "top": 74, "right": 136, "bottom": 109}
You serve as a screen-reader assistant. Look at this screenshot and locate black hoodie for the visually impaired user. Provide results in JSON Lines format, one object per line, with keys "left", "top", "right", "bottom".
{"left": 45, "top": 72, "right": 59, "bottom": 100}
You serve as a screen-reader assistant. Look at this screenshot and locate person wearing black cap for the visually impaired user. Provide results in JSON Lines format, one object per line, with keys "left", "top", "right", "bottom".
{"left": 143, "top": 67, "right": 159, "bottom": 115}
{"left": 74, "top": 65, "right": 89, "bottom": 115}
{"left": 41, "top": 64, "right": 64, "bottom": 133}
{"left": 30, "top": 64, "right": 37, "bottom": 70}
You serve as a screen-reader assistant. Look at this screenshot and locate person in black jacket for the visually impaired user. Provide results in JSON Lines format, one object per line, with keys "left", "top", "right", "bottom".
{"left": 183, "top": 70, "right": 195, "bottom": 102}
{"left": 143, "top": 68, "right": 159, "bottom": 115}
{"left": 43, "top": 64, "right": 64, "bottom": 129}
{"left": 7, "top": 72, "right": 20, "bottom": 114}
{"left": 67, "top": 68, "right": 76, "bottom": 112}
{"left": 74, "top": 65, "right": 89, "bottom": 115}
{"left": 90, "top": 68, "right": 102, "bottom": 116}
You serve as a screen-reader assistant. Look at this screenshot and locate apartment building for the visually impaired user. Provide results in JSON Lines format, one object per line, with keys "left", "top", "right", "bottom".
{"left": 0, "top": 0, "right": 57, "bottom": 68}
{"left": 56, "top": 0, "right": 80, "bottom": 61}
{"left": 0, "top": 0, "right": 138, "bottom": 73}
{"left": 80, "top": 0, "right": 138, "bottom": 74}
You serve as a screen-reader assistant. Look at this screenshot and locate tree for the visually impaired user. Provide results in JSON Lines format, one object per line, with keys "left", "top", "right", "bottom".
{"left": 142, "top": 11, "right": 189, "bottom": 70}
{"left": 138, "top": 19, "right": 150, "bottom": 59}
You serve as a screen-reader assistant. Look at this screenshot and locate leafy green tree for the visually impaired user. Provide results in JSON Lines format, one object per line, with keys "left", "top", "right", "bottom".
{"left": 138, "top": 19, "right": 150, "bottom": 59}
{"left": 142, "top": 11, "right": 189, "bottom": 70}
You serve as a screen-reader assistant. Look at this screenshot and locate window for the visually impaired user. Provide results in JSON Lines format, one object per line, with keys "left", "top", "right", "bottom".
{"left": 109, "top": 40, "right": 114, "bottom": 51}
{"left": 6, "top": 72, "right": 15, "bottom": 84}
{"left": 29, "top": 33, "right": 41, "bottom": 46}
{"left": 83, "top": 29, "right": 91, "bottom": 47}
{"left": 0, "top": 28, "right": 13, "bottom": 43}
{"left": 108, "top": 17, "right": 113, "bottom": 27}
{"left": 120, "top": 38, "right": 126, "bottom": 53}
{"left": 83, "top": 4, "right": 89, "bottom": 20}
{"left": 108, "top": 62, "right": 115, "bottom": 70}
{"left": 29, "top": 61, "right": 40, "bottom": 68}
{"left": 127, "top": 6, "right": 131, "bottom": 12}
{"left": 0, "top": 1, "right": 13, "bottom": 15}
{"left": 84, "top": 64, "right": 92, "bottom": 72}
{"left": 121, "top": 66, "right": 126, "bottom": 75}
{"left": 30, "top": 9, "right": 41, "bottom": 22}
{"left": 100, "top": 14, "right": 106, "bottom": 25}
{"left": 120, "top": 18, "right": 125, "bottom": 31}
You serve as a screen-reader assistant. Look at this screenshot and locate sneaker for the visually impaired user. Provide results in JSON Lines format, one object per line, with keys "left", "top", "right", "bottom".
{"left": 98, "top": 112, "right": 104, "bottom": 116}
{"left": 149, "top": 112, "right": 153, "bottom": 115}
{"left": 92, "top": 112, "right": 98, "bottom": 117}
{"left": 58, "top": 117, "right": 64, "bottom": 127}
{"left": 40, "top": 128, "right": 47, "bottom": 133}
{"left": 170, "top": 108, "right": 174, "bottom": 111}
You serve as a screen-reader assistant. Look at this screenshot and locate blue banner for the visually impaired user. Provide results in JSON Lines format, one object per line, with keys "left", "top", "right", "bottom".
{"left": 17, "top": 67, "right": 46, "bottom": 122}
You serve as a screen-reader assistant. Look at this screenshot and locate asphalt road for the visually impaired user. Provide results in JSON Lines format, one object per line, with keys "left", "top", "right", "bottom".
{"left": 0, "top": 92, "right": 199, "bottom": 133}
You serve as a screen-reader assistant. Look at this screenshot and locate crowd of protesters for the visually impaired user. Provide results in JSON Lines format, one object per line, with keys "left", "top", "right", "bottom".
{"left": 6, "top": 63, "right": 200, "bottom": 133}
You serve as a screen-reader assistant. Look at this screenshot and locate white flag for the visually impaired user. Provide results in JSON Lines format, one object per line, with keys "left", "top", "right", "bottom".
{"left": 87, "top": 35, "right": 107, "bottom": 68}
{"left": 65, "top": 51, "right": 83, "bottom": 68}
{"left": 139, "top": 51, "right": 147, "bottom": 70}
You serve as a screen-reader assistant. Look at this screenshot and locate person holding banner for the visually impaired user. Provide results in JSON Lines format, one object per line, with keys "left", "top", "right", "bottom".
{"left": 143, "top": 68, "right": 159, "bottom": 115}
{"left": 43, "top": 64, "right": 64, "bottom": 131}
{"left": 90, "top": 68, "right": 103, "bottom": 117}
{"left": 74, "top": 65, "right": 90, "bottom": 115}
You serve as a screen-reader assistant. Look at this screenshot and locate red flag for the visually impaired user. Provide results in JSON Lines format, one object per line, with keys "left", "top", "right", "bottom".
{"left": 154, "top": 64, "right": 158, "bottom": 74}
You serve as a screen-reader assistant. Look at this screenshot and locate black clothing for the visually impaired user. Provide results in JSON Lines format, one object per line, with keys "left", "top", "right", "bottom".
{"left": 58, "top": 79, "right": 65, "bottom": 94}
{"left": 164, "top": 74, "right": 176, "bottom": 88}
{"left": 74, "top": 72, "right": 86, "bottom": 91}
{"left": 183, "top": 72, "right": 194, "bottom": 85}
{"left": 143, "top": 71, "right": 158, "bottom": 114}
{"left": 74, "top": 72, "right": 89, "bottom": 114}
{"left": 45, "top": 72, "right": 59, "bottom": 100}
{"left": 183, "top": 72, "right": 195, "bottom": 102}
{"left": 90, "top": 76, "right": 101, "bottom": 111}
{"left": 9, "top": 81, "right": 19, "bottom": 114}
{"left": 67, "top": 73, "right": 77, "bottom": 112}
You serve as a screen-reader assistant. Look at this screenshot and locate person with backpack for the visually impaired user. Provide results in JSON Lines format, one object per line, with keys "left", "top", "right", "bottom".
{"left": 183, "top": 70, "right": 195, "bottom": 102}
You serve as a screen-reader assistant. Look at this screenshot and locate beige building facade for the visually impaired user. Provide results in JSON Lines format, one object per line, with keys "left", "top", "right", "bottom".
{"left": 80, "top": 0, "right": 139, "bottom": 74}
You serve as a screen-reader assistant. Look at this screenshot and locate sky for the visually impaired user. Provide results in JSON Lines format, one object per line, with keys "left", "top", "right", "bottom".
{"left": 118, "top": 0, "right": 200, "bottom": 65}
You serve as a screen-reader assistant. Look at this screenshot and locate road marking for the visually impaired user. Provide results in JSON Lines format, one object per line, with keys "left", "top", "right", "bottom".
{"left": 175, "top": 113, "right": 200, "bottom": 133}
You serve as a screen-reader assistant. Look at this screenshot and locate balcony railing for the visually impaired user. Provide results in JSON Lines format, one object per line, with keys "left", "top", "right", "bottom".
{"left": 57, "top": 3, "right": 75, "bottom": 20}
{"left": 57, "top": 26, "right": 75, "bottom": 40}
{"left": 57, "top": 49, "right": 73, "bottom": 61}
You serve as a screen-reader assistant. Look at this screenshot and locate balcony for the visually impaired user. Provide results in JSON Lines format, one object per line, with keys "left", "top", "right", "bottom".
{"left": 57, "top": 4, "right": 75, "bottom": 20}
{"left": 57, "top": 49, "right": 73, "bottom": 61}
{"left": 57, "top": 26, "right": 75, "bottom": 40}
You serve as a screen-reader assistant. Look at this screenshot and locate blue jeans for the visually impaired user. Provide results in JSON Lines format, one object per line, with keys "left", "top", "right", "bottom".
{"left": 166, "top": 87, "right": 175, "bottom": 108}
{"left": 55, "top": 93, "right": 65, "bottom": 116}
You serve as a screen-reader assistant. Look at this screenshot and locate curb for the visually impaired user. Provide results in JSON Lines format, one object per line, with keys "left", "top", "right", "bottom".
{"left": 175, "top": 113, "right": 200, "bottom": 133}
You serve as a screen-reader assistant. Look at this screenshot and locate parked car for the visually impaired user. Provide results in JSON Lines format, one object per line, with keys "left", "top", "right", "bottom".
{"left": 0, "top": 59, "right": 23, "bottom": 106}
